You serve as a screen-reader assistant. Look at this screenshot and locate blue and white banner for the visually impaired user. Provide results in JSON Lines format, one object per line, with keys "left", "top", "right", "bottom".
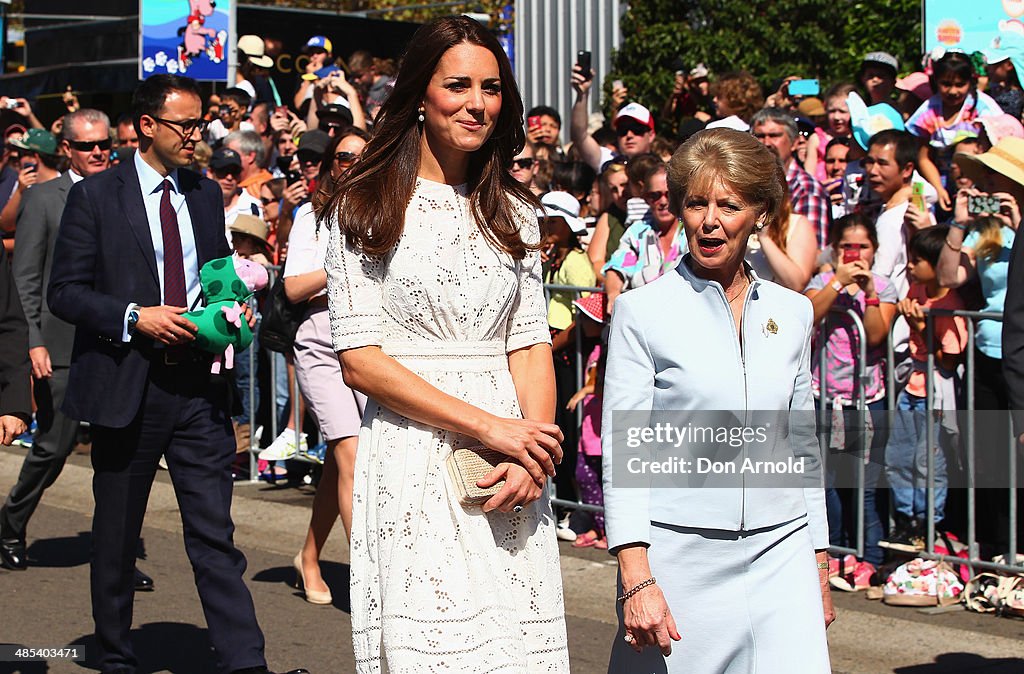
{"left": 924, "top": 0, "right": 1024, "bottom": 54}
{"left": 140, "top": 0, "right": 233, "bottom": 81}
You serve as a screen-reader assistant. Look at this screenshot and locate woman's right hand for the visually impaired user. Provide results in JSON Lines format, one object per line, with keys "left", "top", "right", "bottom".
{"left": 953, "top": 187, "right": 977, "bottom": 228}
{"left": 832, "top": 259, "right": 865, "bottom": 287}
{"left": 622, "top": 584, "right": 682, "bottom": 656}
{"left": 477, "top": 416, "right": 564, "bottom": 485}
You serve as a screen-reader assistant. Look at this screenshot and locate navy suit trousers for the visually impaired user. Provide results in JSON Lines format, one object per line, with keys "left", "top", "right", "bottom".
{"left": 89, "top": 358, "right": 265, "bottom": 674}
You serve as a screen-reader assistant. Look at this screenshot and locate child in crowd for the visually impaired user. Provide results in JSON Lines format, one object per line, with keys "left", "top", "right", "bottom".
{"left": 907, "top": 51, "right": 1001, "bottom": 211}
{"left": 565, "top": 293, "right": 607, "bottom": 549}
{"left": 804, "top": 213, "right": 898, "bottom": 587}
{"left": 805, "top": 82, "right": 856, "bottom": 182}
{"left": 883, "top": 226, "right": 968, "bottom": 552}
{"left": 541, "top": 191, "right": 598, "bottom": 538}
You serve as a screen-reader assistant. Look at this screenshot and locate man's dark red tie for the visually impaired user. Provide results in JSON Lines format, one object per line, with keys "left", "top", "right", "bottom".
{"left": 160, "top": 179, "right": 188, "bottom": 307}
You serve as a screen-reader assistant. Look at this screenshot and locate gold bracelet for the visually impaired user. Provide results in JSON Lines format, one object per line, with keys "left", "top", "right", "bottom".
{"left": 817, "top": 561, "right": 830, "bottom": 570}
{"left": 617, "top": 577, "right": 656, "bottom": 602}
{"left": 945, "top": 238, "right": 962, "bottom": 252}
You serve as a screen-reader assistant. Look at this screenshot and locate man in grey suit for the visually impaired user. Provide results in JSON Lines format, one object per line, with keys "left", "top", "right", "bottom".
{"left": 0, "top": 110, "right": 152, "bottom": 588}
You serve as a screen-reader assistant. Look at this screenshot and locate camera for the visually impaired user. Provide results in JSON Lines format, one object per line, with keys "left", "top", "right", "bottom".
{"left": 4, "top": 99, "right": 18, "bottom": 109}
{"left": 968, "top": 194, "right": 1002, "bottom": 215}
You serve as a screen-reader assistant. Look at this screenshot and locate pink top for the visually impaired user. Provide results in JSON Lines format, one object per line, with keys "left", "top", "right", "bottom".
{"left": 579, "top": 345, "right": 603, "bottom": 456}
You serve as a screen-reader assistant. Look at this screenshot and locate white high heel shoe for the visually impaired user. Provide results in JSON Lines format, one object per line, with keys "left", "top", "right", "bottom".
{"left": 293, "top": 553, "right": 333, "bottom": 605}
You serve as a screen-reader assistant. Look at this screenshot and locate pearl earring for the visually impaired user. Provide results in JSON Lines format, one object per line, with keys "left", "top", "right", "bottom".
{"left": 417, "top": 108, "right": 425, "bottom": 123}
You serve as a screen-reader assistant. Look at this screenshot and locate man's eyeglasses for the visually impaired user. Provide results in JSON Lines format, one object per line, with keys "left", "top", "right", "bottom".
{"left": 643, "top": 190, "right": 669, "bottom": 202}
{"left": 67, "top": 138, "right": 113, "bottom": 152}
{"left": 335, "top": 151, "right": 357, "bottom": 164}
{"left": 512, "top": 158, "right": 535, "bottom": 170}
{"left": 319, "top": 121, "right": 346, "bottom": 134}
{"left": 212, "top": 167, "right": 242, "bottom": 179}
{"left": 150, "top": 116, "right": 210, "bottom": 137}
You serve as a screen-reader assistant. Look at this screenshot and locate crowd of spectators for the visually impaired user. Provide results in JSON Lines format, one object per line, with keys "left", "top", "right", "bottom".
{"left": 2, "top": 26, "right": 1024, "bottom": 589}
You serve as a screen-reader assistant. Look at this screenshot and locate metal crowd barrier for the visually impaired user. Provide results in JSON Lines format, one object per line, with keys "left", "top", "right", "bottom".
{"left": 537, "top": 282, "right": 1024, "bottom": 576}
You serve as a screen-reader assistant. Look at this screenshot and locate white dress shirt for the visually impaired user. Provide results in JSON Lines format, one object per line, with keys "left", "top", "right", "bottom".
{"left": 122, "top": 151, "right": 201, "bottom": 341}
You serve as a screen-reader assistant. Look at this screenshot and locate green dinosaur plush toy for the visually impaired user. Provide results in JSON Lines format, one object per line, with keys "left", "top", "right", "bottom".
{"left": 184, "top": 255, "right": 269, "bottom": 372}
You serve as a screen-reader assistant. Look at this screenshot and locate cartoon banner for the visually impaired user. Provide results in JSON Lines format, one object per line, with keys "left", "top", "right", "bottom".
{"left": 924, "top": 0, "right": 1024, "bottom": 54}
{"left": 139, "top": 0, "right": 232, "bottom": 81}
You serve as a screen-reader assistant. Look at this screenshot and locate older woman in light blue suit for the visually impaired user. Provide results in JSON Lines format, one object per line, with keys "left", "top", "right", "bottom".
{"left": 603, "top": 128, "right": 834, "bottom": 673}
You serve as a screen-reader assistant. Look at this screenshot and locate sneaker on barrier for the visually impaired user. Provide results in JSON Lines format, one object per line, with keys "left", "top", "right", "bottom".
{"left": 258, "top": 430, "right": 307, "bottom": 461}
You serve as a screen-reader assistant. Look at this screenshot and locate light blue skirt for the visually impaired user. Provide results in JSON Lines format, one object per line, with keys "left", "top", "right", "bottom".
{"left": 608, "top": 515, "right": 831, "bottom": 674}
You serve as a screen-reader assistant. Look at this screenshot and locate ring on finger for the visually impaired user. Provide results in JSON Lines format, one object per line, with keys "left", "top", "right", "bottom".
{"left": 623, "top": 633, "right": 635, "bottom": 644}
{"left": 513, "top": 504, "right": 523, "bottom": 513}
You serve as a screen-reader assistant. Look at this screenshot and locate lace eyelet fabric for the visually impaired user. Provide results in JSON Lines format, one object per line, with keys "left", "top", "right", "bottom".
{"left": 326, "top": 178, "right": 569, "bottom": 673}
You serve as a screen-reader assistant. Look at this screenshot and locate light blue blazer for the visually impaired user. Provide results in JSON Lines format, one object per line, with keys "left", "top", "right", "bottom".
{"left": 601, "top": 256, "right": 829, "bottom": 552}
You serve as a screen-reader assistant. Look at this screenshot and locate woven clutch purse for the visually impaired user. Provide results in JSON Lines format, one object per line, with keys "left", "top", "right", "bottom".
{"left": 446, "top": 446, "right": 506, "bottom": 507}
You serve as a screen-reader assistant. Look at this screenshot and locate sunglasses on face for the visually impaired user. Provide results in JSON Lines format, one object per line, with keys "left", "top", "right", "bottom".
{"left": 616, "top": 122, "right": 649, "bottom": 137}
{"left": 319, "top": 122, "right": 346, "bottom": 133}
{"left": 213, "top": 167, "right": 241, "bottom": 179}
{"left": 334, "top": 151, "right": 357, "bottom": 164}
{"left": 644, "top": 190, "right": 669, "bottom": 202}
{"left": 297, "top": 152, "right": 321, "bottom": 164}
{"left": 68, "top": 138, "right": 113, "bottom": 152}
{"left": 512, "top": 157, "right": 535, "bottom": 170}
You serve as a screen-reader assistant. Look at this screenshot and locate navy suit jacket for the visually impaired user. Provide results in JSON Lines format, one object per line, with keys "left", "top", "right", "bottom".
{"left": 48, "top": 159, "right": 230, "bottom": 428}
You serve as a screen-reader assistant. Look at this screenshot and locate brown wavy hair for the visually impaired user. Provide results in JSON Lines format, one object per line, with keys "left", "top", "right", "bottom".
{"left": 319, "top": 16, "right": 539, "bottom": 259}
{"left": 711, "top": 71, "right": 764, "bottom": 123}
{"left": 666, "top": 128, "right": 786, "bottom": 231}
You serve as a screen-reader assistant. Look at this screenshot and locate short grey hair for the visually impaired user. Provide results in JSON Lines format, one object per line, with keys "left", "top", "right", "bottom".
{"left": 63, "top": 109, "right": 111, "bottom": 140}
{"left": 224, "top": 129, "right": 265, "bottom": 166}
{"left": 749, "top": 107, "right": 798, "bottom": 142}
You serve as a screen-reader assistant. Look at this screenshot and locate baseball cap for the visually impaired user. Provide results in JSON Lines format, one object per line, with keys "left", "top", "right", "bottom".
{"left": 318, "top": 101, "right": 354, "bottom": 129}
{"left": 860, "top": 51, "right": 899, "bottom": 77}
{"left": 297, "top": 129, "right": 330, "bottom": 156}
{"left": 229, "top": 214, "right": 270, "bottom": 248}
{"left": 613, "top": 103, "right": 655, "bottom": 132}
{"left": 9, "top": 128, "right": 58, "bottom": 156}
{"left": 237, "top": 35, "right": 273, "bottom": 69}
{"left": 985, "top": 31, "right": 1024, "bottom": 77}
{"left": 210, "top": 147, "right": 243, "bottom": 171}
{"left": 895, "top": 72, "right": 933, "bottom": 101}
{"left": 689, "top": 63, "right": 709, "bottom": 80}
{"left": 537, "top": 191, "right": 586, "bottom": 234}
{"left": 304, "top": 36, "right": 333, "bottom": 54}
{"left": 572, "top": 293, "right": 606, "bottom": 324}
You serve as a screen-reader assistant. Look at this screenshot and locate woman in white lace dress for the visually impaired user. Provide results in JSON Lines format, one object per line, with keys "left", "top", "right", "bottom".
{"left": 321, "top": 17, "right": 570, "bottom": 673}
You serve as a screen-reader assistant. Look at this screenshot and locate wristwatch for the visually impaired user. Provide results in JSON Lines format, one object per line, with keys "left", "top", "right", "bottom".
{"left": 127, "top": 307, "right": 140, "bottom": 335}
{"left": 830, "top": 278, "right": 843, "bottom": 293}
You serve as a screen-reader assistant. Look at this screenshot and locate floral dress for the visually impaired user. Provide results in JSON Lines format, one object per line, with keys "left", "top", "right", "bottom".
{"left": 325, "top": 177, "right": 569, "bottom": 673}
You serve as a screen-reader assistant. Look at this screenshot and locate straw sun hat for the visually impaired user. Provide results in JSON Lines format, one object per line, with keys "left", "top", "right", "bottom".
{"left": 953, "top": 137, "right": 1024, "bottom": 191}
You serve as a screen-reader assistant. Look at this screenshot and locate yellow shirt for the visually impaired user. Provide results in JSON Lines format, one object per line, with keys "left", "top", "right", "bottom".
{"left": 547, "top": 249, "right": 596, "bottom": 330}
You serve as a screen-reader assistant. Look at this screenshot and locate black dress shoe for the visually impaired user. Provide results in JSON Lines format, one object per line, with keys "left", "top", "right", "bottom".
{"left": 134, "top": 568, "right": 155, "bottom": 591}
{"left": 0, "top": 539, "right": 27, "bottom": 570}
{"left": 230, "top": 668, "right": 309, "bottom": 674}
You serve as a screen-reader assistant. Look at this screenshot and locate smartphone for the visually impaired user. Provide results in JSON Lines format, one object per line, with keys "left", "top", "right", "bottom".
{"left": 576, "top": 50, "right": 592, "bottom": 81}
{"left": 527, "top": 115, "right": 542, "bottom": 130}
{"left": 910, "top": 181, "right": 926, "bottom": 212}
{"left": 276, "top": 155, "right": 295, "bottom": 173}
{"left": 788, "top": 79, "right": 820, "bottom": 97}
{"left": 613, "top": 79, "right": 624, "bottom": 90}
{"left": 842, "top": 248, "right": 860, "bottom": 264}
{"left": 285, "top": 169, "right": 304, "bottom": 186}
{"left": 968, "top": 194, "right": 1002, "bottom": 215}
{"left": 4, "top": 99, "right": 18, "bottom": 109}
{"left": 22, "top": 161, "right": 37, "bottom": 173}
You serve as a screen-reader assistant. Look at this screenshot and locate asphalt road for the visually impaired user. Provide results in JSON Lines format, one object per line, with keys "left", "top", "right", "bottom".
{"left": 1, "top": 444, "right": 1023, "bottom": 674}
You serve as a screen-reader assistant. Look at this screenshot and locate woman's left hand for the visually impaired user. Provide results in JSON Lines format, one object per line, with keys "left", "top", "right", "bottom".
{"left": 992, "top": 192, "right": 1021, "bottom": 231}
{"left": 817, "top": 552, "right": 836, "bottom": 628}
{"left": 479, "top": 463, "right": 543, "bottom": 513}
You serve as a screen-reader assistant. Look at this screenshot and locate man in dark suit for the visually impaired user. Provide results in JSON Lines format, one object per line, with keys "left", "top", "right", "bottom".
{"left": 0, "top": 244, "right": 30, "bottom": 446}
{"left": 47, "top": 75, "right": 306, "bottom": 674}
{"left": 0, "top": 112, "right": 153, "bottom": 592}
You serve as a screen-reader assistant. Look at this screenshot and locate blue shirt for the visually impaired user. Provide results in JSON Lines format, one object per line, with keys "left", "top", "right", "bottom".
{"left": 964, "top": 226, "right": 1014, "bottom": 359}
{"left": 122, "top": 152, "right": 201, "bottom": 341}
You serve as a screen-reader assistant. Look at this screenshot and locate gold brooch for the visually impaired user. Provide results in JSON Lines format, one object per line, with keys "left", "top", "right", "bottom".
{"left": 765, "top": 318, "right": 778, "bottom": 335}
